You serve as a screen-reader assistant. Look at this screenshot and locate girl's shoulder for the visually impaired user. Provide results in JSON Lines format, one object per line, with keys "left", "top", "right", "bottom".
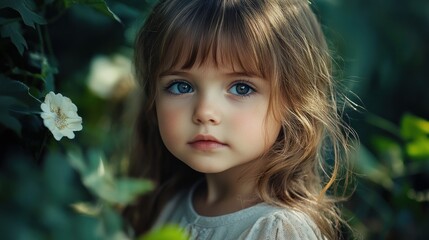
{"left": 239, "top": 206, "right": 325, "bottom": 240}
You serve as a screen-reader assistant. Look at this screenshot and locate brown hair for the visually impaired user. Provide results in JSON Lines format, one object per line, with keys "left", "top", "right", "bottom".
{"left": 124, "top": 0, "right": 355, "bottom": 239}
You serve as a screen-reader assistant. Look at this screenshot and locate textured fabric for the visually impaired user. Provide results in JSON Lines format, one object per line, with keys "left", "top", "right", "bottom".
{"left": 153, "top": 184, "right": 324, "bottom": 240}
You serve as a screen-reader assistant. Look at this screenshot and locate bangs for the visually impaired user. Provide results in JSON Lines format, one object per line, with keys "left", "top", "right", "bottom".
{"left": 157, "top": 1, "right": 276, "bottom": 79}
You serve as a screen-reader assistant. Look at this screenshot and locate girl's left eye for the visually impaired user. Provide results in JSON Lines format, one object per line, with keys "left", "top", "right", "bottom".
{"left": 228, "top": 82, "right": 255, "bottom": 96}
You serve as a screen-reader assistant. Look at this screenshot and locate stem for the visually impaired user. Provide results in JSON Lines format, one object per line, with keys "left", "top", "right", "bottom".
{"left": 43, "top": 25, "right": 55, "bottom": 64}
{"left": 36, "top": 24, "right": 45, "bottom": 57}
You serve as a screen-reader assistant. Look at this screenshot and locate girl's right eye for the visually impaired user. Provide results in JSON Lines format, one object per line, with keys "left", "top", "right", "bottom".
{"left": 165, "top": 81, "right": 194, "bottom": 95}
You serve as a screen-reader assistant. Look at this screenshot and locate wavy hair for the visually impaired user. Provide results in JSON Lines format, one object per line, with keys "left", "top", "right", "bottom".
{"left": 124, "top": 0, "right": 355, "bottom": 239}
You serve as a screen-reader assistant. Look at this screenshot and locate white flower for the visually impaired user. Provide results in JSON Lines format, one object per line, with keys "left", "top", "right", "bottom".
{"left": 87, "top": 54, "right": 134, "bottom": 99}
{"left": 40, "top": 92, "right": 83, "bottom": 141}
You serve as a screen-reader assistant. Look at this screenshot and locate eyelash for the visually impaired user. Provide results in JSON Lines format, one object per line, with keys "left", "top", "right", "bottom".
{"left": 163, "top": 79, "right": 257, "bottom": 97}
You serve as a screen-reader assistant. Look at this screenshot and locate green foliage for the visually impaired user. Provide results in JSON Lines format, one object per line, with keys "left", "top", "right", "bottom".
{"left": 401, "top": 114, "right": 429, "bottom": 159}
{"left": 0, "top": 0, "right": 46, "bottom": 54}
{"left": 63, "top": 0, "right": 121, "bottom": 23}
{"left": 313, "top": 0, "right": 429, "bottom": 238}
{"left": 0, "top": 0, "right": 46, "bottom": 27}
{"left": 0, "top": 75, "right": 41, "bottom": 135}
{"left": 0, "top": 0, "right": 185, "bottom": 239}
{"left": 68, "top": 149, "right": 153, "bottom": 205}
{"left": 0, "top": 20, "right": 28, "bottom": 54}
{"left": 350, "top": 113, "right": 429, "bottom": 239}
{"left": 358, "top": 113, "right": 429, "bottom": 183}
{"left": 1, "top": 154, "right": 97, "bottom": 240}
{"left": 140, "top": 225, "right": 189, "bottom": 240}
{"left": 401, "top": 114, "right": 429, "bottom": 140}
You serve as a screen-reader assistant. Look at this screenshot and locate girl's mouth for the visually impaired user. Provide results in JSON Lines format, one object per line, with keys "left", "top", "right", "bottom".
{"left": 188, "top": 135, "right": 227, "bottom": 151}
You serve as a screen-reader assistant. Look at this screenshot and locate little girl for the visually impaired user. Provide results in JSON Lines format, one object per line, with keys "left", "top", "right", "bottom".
{"left": 124, "top": 0, "right": 354, "bottom": 239}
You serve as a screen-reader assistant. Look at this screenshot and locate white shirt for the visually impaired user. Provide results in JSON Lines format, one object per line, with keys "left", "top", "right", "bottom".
{"left": 154, "top": 183, "right": 324, "bottom": 240}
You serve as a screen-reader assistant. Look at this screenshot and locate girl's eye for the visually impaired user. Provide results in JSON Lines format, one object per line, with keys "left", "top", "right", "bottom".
{"left": 229, "top": 82, "right": 255, "bottom": 96}
{"left": 166, "top": 81, "right": 193, "bottom": 94}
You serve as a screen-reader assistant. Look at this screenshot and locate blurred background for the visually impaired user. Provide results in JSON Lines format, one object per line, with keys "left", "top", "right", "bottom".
{"left": 0, "top": 0, "right": 428, "bottom": 239}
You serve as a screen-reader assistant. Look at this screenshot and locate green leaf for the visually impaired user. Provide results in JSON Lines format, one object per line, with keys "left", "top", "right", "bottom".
{"left": 371, "top": 136, "right": 401, "bottom": 153}
{"left": 0, "top": 96, "right": 24, "bottom": 135}
{"left": 0, "top": 20, "right": 27, "bottom": 54}
{"left": 109, "top": 178, "right": 154, "bottom": 204}
{"left": 355, "top": 145, "right": 393, "bottom": 189}
{"left": 0, "top": 0, "right": 46, "bottom": 28}
{"left": 68, "top": 150, "right": 153, "bottom": 205}
{"left": 371, "top": 135, "right": 404, "bottom": 176}
{"left": 97, "top": 207, "right": 130, "bottom": 240}
{"left": 83, "top": 170, "right": 154, "bottom": 205}
{"left": 400, "top": 113, "right": 429, "bottom": 140}
{"left": 140, "top": 225, "right": 189, "bottom": 240}
{"left": 0, "top": 75, "right": 41, "bottom": 112}
{"left": 70, "top": 202, "right": 101, "bottom": 216}
{"left": 11, "top": 60, "right": 57, "bottom": 92}
{"left": 406, "top": 137, "right": 429, "bottom": 159}
{"left": 0, "top": 75, "right": 42, "bottom": 135}
{"left": 63, "top": 0, "right": 121, "bottom": 23}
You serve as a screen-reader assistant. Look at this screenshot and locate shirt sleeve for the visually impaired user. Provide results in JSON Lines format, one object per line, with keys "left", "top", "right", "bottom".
{"left": 239, "top": 210, "right": 324, "bottom": 240}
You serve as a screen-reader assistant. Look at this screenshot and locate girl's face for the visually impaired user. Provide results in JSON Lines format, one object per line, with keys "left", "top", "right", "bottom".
{"left": 155, "top": 61, "right": 281, "bottom": 174}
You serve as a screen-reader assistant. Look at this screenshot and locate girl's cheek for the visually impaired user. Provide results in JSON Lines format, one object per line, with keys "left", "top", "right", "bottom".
{"left": 157, "top": 106, "right": 183, "bottom": 145}
{"left": 157, "top": 100, "right": 176, "bottom": 125}
{"left": 230, "top": 103, "right": 280, "bottom": 146}
{"left": 158, "top": 102, "right": 180, "bottom": 124}
{"left": 230, "top": 108, "right": 263, "bottom": 135}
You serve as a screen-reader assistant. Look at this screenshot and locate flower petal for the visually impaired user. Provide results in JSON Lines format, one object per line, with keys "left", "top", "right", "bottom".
{"left": 41, "top": 103, "right": 51, "bottom": 113}
{"left": 68, "top": 123, "right": 83, "bottom": 131}
{"left": 40, "top": 112, "right": 54, "bottom": 120}
{"left": 52, "top": 130, "right": 63, "bottom": 141}
{"left": 61, "top": 129, "right": 75, "bottom": 139}
{"left": 43, "top": 119, "right": 55, "bottom": 129}
{"left": 65, "top": 111, "right": 80, "bottom": 118}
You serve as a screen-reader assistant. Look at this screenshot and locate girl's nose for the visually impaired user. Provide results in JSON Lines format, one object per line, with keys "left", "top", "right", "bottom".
{"left": 192, "top": 96, "right": 221, "bottom": 125}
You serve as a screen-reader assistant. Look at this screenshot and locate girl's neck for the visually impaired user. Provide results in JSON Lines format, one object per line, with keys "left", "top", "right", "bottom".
{"left": 192, "top": 167, "right": 261, "bottom": 216}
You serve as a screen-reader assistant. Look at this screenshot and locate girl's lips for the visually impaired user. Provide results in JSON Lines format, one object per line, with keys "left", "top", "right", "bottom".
{"left": 188, "top": 135, "right": 227, "bottom": 151}
{"left": 188, "top": 140, "right": 226, "bottom": 151}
